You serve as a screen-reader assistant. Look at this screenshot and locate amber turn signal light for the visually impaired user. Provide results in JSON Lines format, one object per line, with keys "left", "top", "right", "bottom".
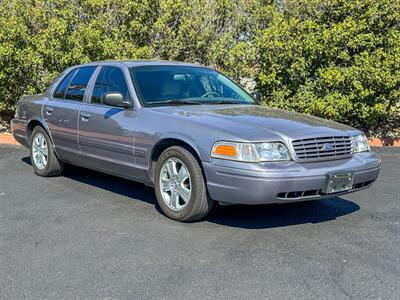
{"left": 212, "top": 144, "right": 237, "bottom": 157}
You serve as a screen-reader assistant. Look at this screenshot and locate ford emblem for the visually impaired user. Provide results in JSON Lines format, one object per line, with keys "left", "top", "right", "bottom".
{"left": 322, "top": 143, "right": 334, "bottom": 151}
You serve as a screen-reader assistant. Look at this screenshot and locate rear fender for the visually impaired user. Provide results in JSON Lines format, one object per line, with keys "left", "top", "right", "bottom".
{"left": 27, "top": 116, "right": 57, "bottom": 154}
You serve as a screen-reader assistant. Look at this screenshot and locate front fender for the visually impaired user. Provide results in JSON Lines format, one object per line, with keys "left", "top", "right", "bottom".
{"left": 155, "top": 132, "right": 208, "bottom": 161}
{"left": 145, "top": 133, "right": 209, "bottom": 183}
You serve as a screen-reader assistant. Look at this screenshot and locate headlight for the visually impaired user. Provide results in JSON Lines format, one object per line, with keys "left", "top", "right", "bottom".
{"left": 211, "top": 141, "right": 291, "bottom": 162}
{"left": 351, "top": 134, "right": 370, "bottom": 153}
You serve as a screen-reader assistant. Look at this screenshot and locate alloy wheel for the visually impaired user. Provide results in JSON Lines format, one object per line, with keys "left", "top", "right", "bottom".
{"left": 32, "top": 132, "right": 48, "bottom": 170}
{"left": 159, "top": 158, "right": 192, "bottom": 211}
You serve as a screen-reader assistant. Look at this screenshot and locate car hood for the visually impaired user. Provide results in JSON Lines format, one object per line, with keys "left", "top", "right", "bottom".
{"left": 149, "top": 104, "right": 357, "bottom": 142}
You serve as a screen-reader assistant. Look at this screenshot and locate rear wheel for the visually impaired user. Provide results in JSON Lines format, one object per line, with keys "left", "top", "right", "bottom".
{"left": 154, "top": 146, "right": 213, "bottom": 221}
{"left": 30, "top": 126, "right": 64, "bottom": 177}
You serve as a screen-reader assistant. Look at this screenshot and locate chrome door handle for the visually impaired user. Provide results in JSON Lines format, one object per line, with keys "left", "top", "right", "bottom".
{"left": 45, "top": 107, "right": 53, "bottom": 116}
{"left": 80, "top": 112, "right": 91, "bottom": 121}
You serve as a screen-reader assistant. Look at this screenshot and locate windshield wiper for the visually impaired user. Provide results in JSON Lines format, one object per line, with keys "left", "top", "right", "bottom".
{"left": 147, "top": 99, "right": 202, "bottom": 106}
{"left": 209, "top": 100, "right": 244, "bottom": 104}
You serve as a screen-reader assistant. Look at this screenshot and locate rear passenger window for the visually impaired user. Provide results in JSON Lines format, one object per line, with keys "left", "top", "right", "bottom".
{"left": 91, "top": 67, "right": 129, "bottom": 105}
{"left": 53, "top": 69, "right": 77, "bottom": 99}
{"left": 64, "top": 67, "right": 96, "bottom": 101}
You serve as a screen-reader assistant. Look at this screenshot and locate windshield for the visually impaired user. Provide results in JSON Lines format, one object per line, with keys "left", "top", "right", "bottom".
{"left": 129, "top": 65, "right": 257, "bottom": 106}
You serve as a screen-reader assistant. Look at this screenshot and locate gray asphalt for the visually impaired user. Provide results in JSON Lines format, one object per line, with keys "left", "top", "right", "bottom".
{"left": 0, "top": 146, "right": 399, "bottom": 299}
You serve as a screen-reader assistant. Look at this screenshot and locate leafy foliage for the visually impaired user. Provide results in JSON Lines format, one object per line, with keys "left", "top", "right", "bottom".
{"left": 0, "top": 0, "right": 399, "bottom": 138}
{"left": 254, "top": 0, "right": 400, "bottom": 139}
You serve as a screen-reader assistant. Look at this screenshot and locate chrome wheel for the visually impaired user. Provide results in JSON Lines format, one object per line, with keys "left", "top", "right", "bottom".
{"left": 32, "top": 132, "right": 48, "bottom": 170}
{"left": 159, "top": 158, "right": 192, "bottom": 211}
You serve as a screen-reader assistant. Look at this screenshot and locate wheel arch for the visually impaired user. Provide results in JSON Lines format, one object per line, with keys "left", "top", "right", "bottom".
{"left": 27, "top": 118, "right": 55, "bottom": 147}
{"left": 149, "top": 137, "right": 205, "bottom": 182}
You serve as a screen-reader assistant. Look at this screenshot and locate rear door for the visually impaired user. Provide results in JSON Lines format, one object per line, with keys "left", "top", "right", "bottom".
{"left": 78, "top": 66, "right": 138, "bottom": 179}
{"left": 44, "top": 66, "right": 96, "bottom": 162}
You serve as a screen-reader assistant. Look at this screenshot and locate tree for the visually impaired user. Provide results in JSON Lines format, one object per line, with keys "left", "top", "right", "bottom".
{"left": 0, "top": 0, "right": 399, "bottom": 139}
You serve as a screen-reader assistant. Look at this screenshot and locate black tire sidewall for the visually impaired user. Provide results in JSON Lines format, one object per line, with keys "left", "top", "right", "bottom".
{"left": 154, "top": 146, "right": 206, "bottom": 221}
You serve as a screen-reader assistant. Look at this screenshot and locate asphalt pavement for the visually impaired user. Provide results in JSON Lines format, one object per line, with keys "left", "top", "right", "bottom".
{"left": 1, "top": 145, "right": 399, "bottom": 299}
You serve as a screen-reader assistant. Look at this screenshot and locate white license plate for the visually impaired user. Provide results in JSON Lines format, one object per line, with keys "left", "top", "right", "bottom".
{"left": 325, "top": 172, "right": 354, "bottom": 194}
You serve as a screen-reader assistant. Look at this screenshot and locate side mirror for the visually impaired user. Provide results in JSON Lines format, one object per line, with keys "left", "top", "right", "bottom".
{"left": 103, "top": 92, "right": 132, "bottom": 108}
{"left": 251, "top": 91, "right": 262, "bottom": 102}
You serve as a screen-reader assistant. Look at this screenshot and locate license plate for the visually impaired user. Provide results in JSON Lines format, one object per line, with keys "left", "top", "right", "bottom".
{"left": 325, "top": 172, "right": 354, "bottom": 194}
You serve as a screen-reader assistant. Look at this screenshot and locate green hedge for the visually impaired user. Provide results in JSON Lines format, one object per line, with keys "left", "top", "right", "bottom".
{"left": 0, "top": 0, "right": 399, "bottom": 139}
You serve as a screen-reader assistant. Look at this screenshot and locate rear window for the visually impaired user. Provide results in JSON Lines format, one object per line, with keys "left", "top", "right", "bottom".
{"left": 53, "top": 67, "right": 96, "bottom": 101}
{"left": 64, "top": 67, "right": 96, "bottom": 101}
{"left": 53, "top": 69, "right": 77, "bottom": 99}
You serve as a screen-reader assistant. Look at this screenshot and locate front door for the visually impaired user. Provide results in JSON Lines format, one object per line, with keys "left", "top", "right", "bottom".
{"left": 44, "top": 66, "right": 96, "bottom": 162}
{"left": 78, "top": 66, "right": 138, "bottom": 179}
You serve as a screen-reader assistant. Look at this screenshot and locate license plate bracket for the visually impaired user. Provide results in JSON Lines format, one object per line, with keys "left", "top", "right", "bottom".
{"left": 325, "top": 171, "right": 354, "bottom": 194}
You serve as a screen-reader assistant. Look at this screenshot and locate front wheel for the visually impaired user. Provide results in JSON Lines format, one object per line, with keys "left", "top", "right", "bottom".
{"left": 154, "top": 146, "right": 213, "bottom": 221}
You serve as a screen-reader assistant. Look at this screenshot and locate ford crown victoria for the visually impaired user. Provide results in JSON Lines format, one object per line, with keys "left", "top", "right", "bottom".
{"left": 11, "top": 61, "right": 381, "bottom": 221}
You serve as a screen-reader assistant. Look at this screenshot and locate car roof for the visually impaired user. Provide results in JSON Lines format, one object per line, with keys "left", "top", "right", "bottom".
{"left": 74, "top": 60, "right": 206, "bottom": 69}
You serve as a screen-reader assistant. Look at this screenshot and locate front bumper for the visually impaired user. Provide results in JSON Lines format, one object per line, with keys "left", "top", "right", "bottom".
{"left": 203, "top": 152, "right": 381, "bottom": 204}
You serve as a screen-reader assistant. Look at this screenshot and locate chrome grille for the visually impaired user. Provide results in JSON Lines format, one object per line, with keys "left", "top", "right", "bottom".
{"left": 291, "top": 136, "right": 353, "bottom": 162}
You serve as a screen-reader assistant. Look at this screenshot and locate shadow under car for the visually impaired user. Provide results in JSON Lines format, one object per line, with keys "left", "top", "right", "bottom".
{"left": 22, "top": 156, "right": 360, "bottom": 229}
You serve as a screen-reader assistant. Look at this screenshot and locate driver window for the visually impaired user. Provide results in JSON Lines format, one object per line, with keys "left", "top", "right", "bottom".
{"left": 91, "top": 67, "right": 129, "bottom": 105}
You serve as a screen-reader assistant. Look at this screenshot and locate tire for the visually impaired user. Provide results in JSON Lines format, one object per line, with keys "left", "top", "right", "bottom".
{"left": 30, "top": 126, "right": 64, "bottom": 177}
{"left": 154, "top": 146, "right": 214, "bottom": 221}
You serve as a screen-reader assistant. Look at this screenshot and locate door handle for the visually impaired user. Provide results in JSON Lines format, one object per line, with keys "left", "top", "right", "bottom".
{"left": 80, "top": 112, "right": 91, "bottom": 121}
{"left": 45, "top": 107, "right": 53, "bottom": 116}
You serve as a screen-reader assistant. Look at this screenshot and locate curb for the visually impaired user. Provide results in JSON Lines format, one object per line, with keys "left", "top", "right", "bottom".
{"left": 368, "top": 138, "right": 400, "bottom": 147}
{"left": 0, "top": 133, "right": 399, "bottom": 147}
{"left": 0, "top": 133, "right": 20, "bottom": 145}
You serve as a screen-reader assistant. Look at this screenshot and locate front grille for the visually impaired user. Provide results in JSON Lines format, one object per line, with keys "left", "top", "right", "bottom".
{"left": 291, "top": 136, "right": 353, "bottom": 162}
